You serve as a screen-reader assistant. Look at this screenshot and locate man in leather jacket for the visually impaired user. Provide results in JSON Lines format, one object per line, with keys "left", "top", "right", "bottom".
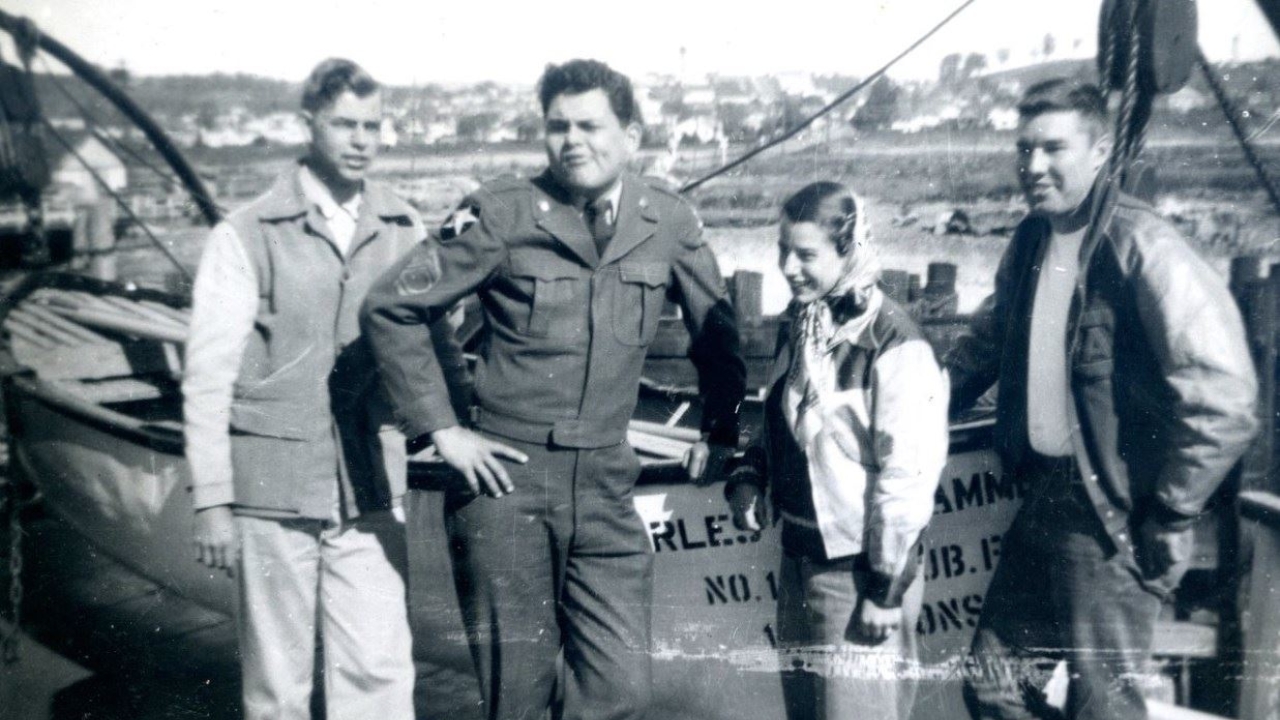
{"left": 948, "top": 79, "right": 1258, "bottom": 720}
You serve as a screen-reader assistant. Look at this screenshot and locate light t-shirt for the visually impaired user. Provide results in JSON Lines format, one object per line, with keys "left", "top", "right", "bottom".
{"left": 1027, "top": 226, "right": 1086, "bottom": 457}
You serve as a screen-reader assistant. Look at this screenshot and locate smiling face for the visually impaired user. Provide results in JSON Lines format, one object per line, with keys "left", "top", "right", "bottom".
{"left": 304, "top": 89, "right": 382, "bottom": 193}
{"left": 779, "top": 220, "right": 846, "bottom": 304}
{"left": 544, "top": 89, "right": 641, "bottom": 199}
{"left": 1016, "top": 110, "right": 1110, "bottom": 219}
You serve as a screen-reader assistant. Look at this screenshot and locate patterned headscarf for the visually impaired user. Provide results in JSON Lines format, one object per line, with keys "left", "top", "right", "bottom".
{"left": 785, "top": 190, "right": 882, "bottom": 439}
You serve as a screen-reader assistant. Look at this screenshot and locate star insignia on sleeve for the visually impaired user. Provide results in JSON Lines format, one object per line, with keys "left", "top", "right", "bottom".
{"left": 439, "top": 204, "right": 480, "bottom": 241}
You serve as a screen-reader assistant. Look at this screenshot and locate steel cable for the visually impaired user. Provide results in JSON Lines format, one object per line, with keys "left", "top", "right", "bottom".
{"left": 679, "top": 0, "right": 981, "bottom": 194}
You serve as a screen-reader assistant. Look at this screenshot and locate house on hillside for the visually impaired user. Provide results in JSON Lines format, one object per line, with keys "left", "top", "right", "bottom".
{"left": 987, "top": 107, "right": 1019, "bottom": 131}
{"left": 49, "top": 133, "right": 127, "bottom": 201}
{"left": 379, "top": 117, "right": 399, "bottom": 148}
{"left": 243, "top": 112, "right": 309, "bottom": 146}
{"left": 1165, "top": 87, "right": 1211, "bottom": 114}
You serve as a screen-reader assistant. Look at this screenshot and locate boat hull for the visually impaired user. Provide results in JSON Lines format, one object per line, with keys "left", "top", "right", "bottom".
{"left": 8, "top": 375, "right": 1017, "bottom": 719}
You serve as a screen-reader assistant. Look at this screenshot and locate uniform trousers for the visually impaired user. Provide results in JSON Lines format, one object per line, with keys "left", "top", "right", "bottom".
{"left": 963, "top": 456, "right": 1171, "bottom": 720}
{"left": 235, "top": 509, "right": 415, "bottom": 720}
{"left": 446, "top": 432, "right": 653, "bottom": 720}
{"left": 776, "top": 542, "right": 925, "bottom": 720}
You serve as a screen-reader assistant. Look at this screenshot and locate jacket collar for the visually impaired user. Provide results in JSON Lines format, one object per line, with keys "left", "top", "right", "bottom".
{"left": 601, "top": 173, "right": 660, "bottom": 265}
{"left": 530, "top": 170, "right": 660, "bottom": 268}
{"left": 766, "top": 288, "right": 885, "bottom": 392}
{"left": 252, "top": 162, "right": 415, "bottom": 254}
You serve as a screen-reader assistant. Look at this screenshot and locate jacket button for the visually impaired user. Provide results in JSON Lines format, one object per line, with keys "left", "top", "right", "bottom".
{"left": 1117, "top": 532, "right": 1127, "bottom": 542}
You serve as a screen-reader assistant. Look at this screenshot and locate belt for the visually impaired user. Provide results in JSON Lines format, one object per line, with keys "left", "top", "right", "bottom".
{"left": 471, "top": 405, "right": 625, "bottom": 449}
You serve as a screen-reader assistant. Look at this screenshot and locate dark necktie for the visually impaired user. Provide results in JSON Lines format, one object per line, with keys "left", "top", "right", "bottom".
{"left": 584, "top": 197, "right": 614, "bottom": 258}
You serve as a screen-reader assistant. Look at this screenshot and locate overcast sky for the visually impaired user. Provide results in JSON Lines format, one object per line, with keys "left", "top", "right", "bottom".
{"left": 4, "top": 0, "right": 1278, "bottom": 85}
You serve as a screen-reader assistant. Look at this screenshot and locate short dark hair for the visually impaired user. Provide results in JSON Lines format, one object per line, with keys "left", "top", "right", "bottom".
{"left": 781, "top": 181, "right": 860, "bottom": 256}
{"left": 301, "top": 58, "right": 379, "bottom": 113}
{"left": 1017, "top": 79, "right": 1108, "bottom": 138}
{"left": 537, "top": 59, "right": 642, "bottom": 125}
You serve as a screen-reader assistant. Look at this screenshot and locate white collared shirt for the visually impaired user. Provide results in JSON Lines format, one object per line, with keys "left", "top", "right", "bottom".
{"left": 298, "top": 164, "right": 363, "bottom": 255}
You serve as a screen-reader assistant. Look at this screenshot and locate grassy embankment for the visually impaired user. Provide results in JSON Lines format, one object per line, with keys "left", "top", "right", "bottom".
{"left": 122, "top": 129, "right": 1280, "bottom": 308}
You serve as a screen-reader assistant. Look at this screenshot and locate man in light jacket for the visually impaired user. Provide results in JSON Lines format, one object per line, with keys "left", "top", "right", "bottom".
{"left": 183, "top": 58, "right": 465, "bottom": 720}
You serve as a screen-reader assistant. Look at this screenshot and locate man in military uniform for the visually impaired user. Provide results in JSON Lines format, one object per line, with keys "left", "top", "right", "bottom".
{"left": 362, "top": 59, "right": 746, "bottom": 720}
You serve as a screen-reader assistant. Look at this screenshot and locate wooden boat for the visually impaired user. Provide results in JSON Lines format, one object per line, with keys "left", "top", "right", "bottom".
{"left": 0, "top": 266, "right": 1028, "bottom": 717}
{"left": 1, "top": 4, "right": 1266, "bottom": 718}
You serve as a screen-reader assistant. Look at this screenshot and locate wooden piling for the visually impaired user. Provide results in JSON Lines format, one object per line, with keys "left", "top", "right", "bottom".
{"left": 72, "top": 198, "right": 117, "bottom": 281}
{"left": 880, "top": 269, "right": 911, "bottom": 305}
{"left": 730, "top": 270, "right": 763, "bottom": 327}
{"left": 1229, "top": 257, "right": 1280, "bottom": 720}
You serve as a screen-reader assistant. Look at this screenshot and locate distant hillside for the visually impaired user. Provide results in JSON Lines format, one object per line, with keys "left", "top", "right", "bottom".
{"left": 31, "top": 71, "right": 507, "bottom": 123}
{"left": 980, "top": 58, "right": 1095, "bottom": 87}
{"left": 32, "top": 72, "right": 297, "bottom": 123}
{"left": 26, "top": 56, "right": 1280, "bottom": 145}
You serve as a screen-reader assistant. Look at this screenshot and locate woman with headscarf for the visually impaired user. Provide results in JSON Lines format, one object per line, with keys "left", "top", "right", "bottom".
{"left": 725, "top": 181, "right": 949, "bottom": 719}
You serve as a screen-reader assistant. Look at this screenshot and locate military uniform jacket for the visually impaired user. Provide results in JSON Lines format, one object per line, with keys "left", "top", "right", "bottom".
{"left": 361, "top": 170, "right": 746, "bottom": 450}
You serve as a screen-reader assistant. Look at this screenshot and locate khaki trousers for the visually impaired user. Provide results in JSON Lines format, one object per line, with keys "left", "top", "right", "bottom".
{"left": 235, "top": 510, "right": 414, "bottom": 720}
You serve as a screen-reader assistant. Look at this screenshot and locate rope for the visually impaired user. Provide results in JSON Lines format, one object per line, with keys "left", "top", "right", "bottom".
{"left": 40, "top": 117, "right": 193, "bottom": 282}
{"left": 1110, "top": 0, "right": 1143, "bottom": 175}
{"left": 1196, "top": 48, "right": 1280, "bottom": 216}
{"left": 679, "top": 0, "right": 981, "bottom": 194}
{"left": 1100, "top": 1, "right": 1117, "bottom": 93}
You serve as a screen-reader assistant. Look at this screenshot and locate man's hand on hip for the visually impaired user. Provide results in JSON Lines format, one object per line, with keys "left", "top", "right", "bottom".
{"left": 432, "top": 425, "right": 528, "bottom": 498}
{"left": 193, "top": 505, "right": 236, "bottom": 574}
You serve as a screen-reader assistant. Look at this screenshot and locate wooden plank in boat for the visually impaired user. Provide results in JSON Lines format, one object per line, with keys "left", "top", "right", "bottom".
{"left": 52, "top": 377, "right": 167, "bottom": 404}
{"left": 136, "top": 298, "right": 192, "bottom": 325}
{"left": 3, "top": 317, "right": 61, "bottom": 350}
{"left": 43, "top": 304, "right": 188, "bottom": 344}
{"left": 22, "top": 338, "right": 177, "bottom": 380}
{"left": 98, "top": 294, "right": 188, "bottom": 333}
{"left": 20, "top": 303, "right": 112, "bottom": 344}
{"left": 8, "top": 307, "right": 89, "bottom": 347}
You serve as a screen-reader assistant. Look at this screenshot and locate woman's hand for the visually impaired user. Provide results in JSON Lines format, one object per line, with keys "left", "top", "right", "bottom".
{"left": 849, "top": 597, "right": 902, "bottom": 645}
{"left": 728, "top": 483, "right": 766, "bottom": 532}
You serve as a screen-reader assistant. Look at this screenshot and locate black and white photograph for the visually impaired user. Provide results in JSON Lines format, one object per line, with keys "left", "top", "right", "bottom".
{"left": 1, "top": 1, "right": 1278, "bottom": 719}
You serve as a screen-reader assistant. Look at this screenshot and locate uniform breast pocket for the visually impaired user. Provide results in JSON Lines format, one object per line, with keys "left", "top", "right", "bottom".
{"left": 507, "top": 254, "right": 583, "bottom": 338}
{"left": 613, "top": 261, "right": 669, "bottom": 346}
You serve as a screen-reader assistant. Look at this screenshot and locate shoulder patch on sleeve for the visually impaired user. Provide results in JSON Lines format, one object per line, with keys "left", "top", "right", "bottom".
{"left": 439, "top": 203, "right": 480, "bottom": 241}
{"left": 392, "top": 244, "right": 443, "bottom": 296}
{"left": 664, "top": 194, "right": 704, "bottom": 250}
